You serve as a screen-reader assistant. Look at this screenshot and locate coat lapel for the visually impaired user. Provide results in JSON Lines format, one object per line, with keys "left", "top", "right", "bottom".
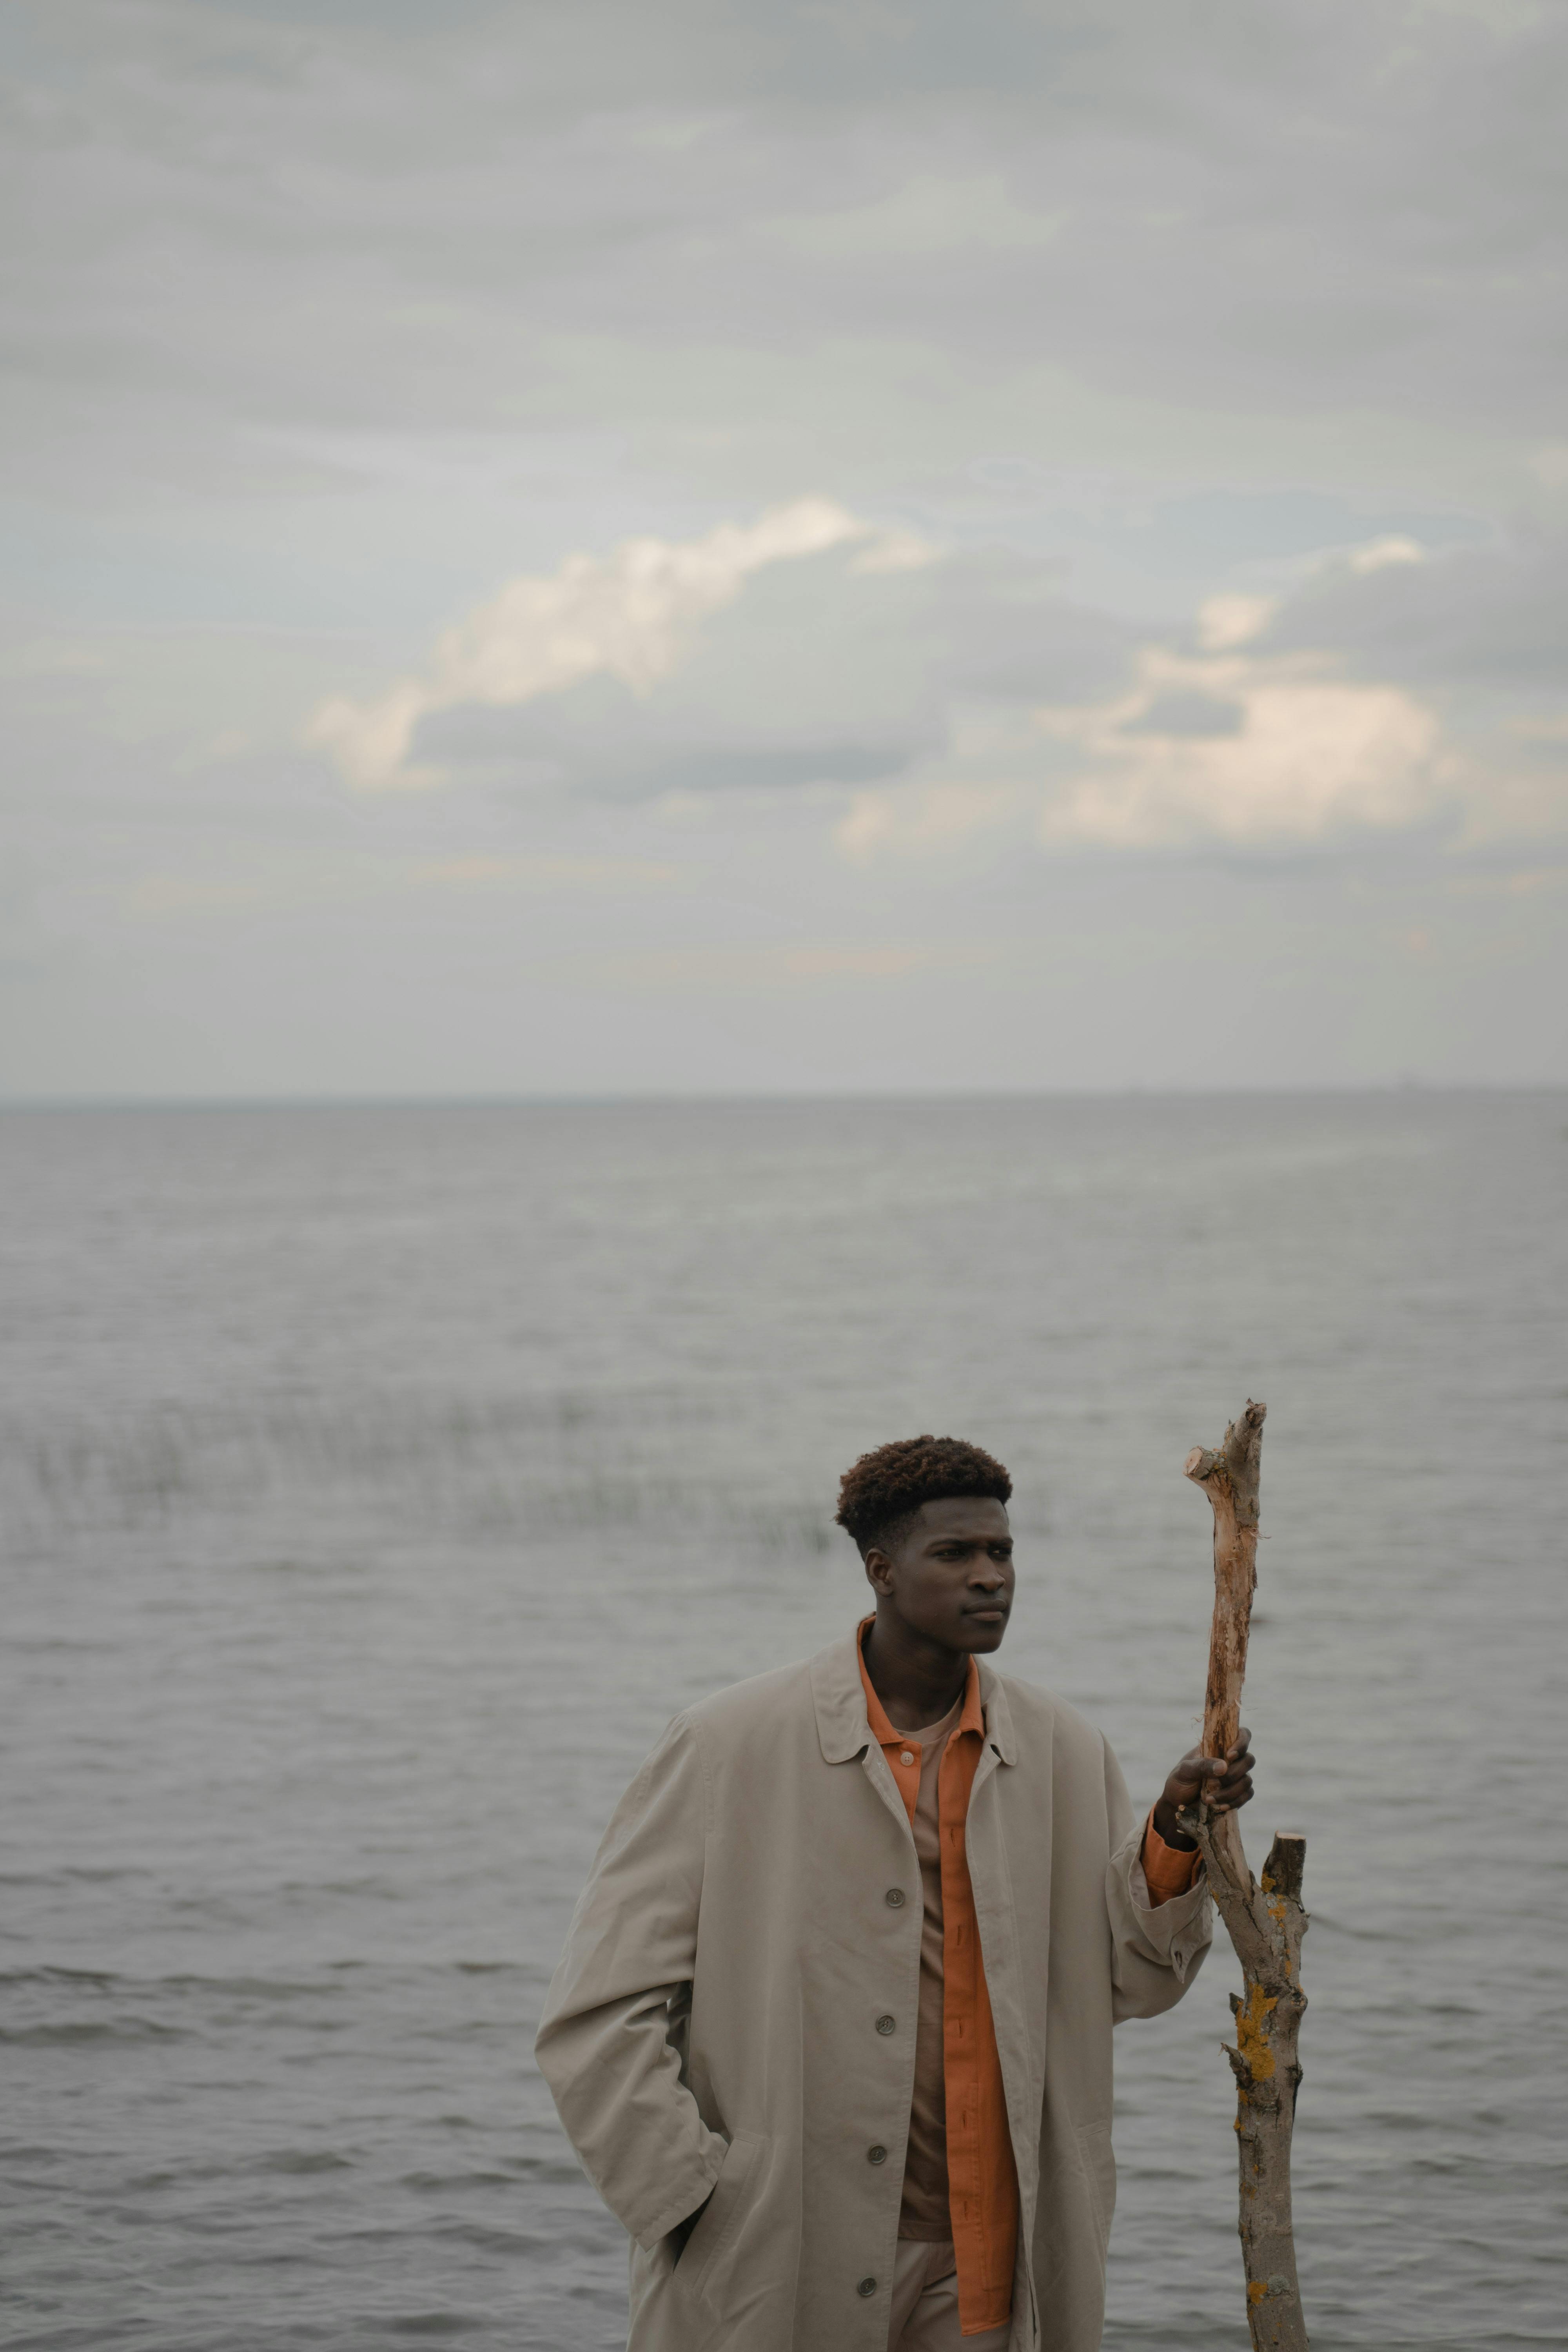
{"left": 808, "top": 1629, "right": 914, "bottom": 1840}
{"left": 968, "top": 1661, "right": 1049, "bottom": 2249}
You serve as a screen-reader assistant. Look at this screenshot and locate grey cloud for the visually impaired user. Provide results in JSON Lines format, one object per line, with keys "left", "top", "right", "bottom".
{"left": 1263, "top": 527, "right": 1568, "bottom": 692}
{"left": 917, "top": 551, "right": 1136, "bottom": 698}
{"left": 420, "top": 716, "right": 917, "bottom": 804}
{"left": 609, "top": 743, "right": 909, "bottom": 795}
{"left": 5, "top": 0, "right": 1565, "bottom": 521}
{"left": 1121, "top": 692, "right": 1244, "bottom": 739}
{"left": 413, "top": 669, "right": 926, "bottom": 800}
{"left": 713, "top": 544, "right": 1137, "bottom": 710}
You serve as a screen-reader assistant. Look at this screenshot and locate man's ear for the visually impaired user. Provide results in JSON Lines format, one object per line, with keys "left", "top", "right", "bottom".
{"left": 864, "top": 1546, "right": 893, "bottom": 1597}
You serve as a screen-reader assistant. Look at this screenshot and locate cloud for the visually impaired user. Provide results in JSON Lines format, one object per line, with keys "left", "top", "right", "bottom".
{"left": 5, "top": 2, "right": 1567, "bottom": 1101}
{"left": 1261, "top": 523, "right": 1568, "bottom": 692}
{"left": 1348, "top": 535, "right": 1425, "bottom": 575}
{"left": 10, "top": 0, "right": 1565, "bottom": 543}
{"left": 831, "top": 629, "right": 1462, "bottom": 860}
{"left": 307, "top": 500, "right": 935, "bottom": 789}
{"left": 415, "top": 678, "right": 924, "bottom": 799}
{"left": 1197, "top": 594, "right": 1278, "bottom": 652}
{"left": 1036, "top": 646, "right": 1449, "bottom": 846}
{"left": 1194, "top": 537, "right": 1424, "bottom": 657}
{"left": 304, "top": 498, "right": 1567, "bottom": 858}
{"left": 380, "top": 534, "right": 1140, "bottom": 820}
{"left": 812, "top": 528, "right": 1512, "bottom": 858}
{"left": 835, "top": 782, "right": 1028, "bottom": 859}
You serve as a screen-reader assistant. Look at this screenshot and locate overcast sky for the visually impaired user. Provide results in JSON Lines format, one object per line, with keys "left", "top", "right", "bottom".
{"left": 4, "top": 0, "right": 1566, "bottom": 1097}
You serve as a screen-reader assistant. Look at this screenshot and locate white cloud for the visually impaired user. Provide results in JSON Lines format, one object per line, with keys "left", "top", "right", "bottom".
{"left": 1348, "top": 534, "right": 1426, "bottom": 574}
{"left": 1196, "top": 593, "right": 1277, "bottom": 651}
{"left": 834, "top": 781, "right": 1026, "bottom": 860}
{"left": 1037, "top": 646, "right": 1448, "bottom": 846}
{"left": 307, "top": 499, "right": 927, "bottom": 791}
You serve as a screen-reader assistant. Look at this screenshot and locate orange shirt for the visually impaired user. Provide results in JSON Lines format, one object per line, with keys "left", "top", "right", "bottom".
{"left": 1142, "top": 1812, "right": 1203, "bottom": 1905}
{"left": 858, "top": 1626, "right": 1017, "bottom": 2337}
{"left": 857, "top": 1624, "right": 1202, "bottom": 2337}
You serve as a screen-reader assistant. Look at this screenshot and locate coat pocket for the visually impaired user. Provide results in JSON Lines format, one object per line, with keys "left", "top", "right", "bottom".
{"left": 677, "top": 2128, "right": 766, "bottom": 2311}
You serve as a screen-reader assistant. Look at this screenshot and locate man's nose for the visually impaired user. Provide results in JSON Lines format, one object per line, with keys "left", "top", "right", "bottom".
{"left": 971, "top": 1559, "right": 1007, "bottom": 1588}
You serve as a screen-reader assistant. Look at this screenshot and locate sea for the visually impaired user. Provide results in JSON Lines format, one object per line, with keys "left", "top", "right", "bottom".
{"left": 3, "top": 1093, "right": 1564, "bottom": 2352}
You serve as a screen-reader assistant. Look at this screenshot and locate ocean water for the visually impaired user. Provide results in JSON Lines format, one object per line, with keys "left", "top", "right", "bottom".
{"left": 2, "top": 1093, "right": 1564, "bottom": 2352}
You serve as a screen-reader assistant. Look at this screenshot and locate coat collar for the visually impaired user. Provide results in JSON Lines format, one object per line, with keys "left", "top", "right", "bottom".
{"left": 809, "top": 1622, "right": 1018, "bottom": 1768}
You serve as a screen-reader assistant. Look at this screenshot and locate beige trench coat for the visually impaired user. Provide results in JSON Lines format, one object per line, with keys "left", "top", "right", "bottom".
{"left": 535, "top": 1630, "right": 1212, "bottom": 2352}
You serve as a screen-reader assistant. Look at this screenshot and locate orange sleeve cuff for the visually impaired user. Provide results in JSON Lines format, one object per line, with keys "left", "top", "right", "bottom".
{"left": 1140, "top": 1809, "right": 1202, "bottom": 1906}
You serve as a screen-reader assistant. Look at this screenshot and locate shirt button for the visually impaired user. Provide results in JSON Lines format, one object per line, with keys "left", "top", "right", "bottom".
{"left": 884, "top": 1888, "right": 906, "bottom": 1908}
{"left": 875, "top": 2013, "right": 895, "bottom": 2035}
{"left": 857, "top": 2276, "right": 878, "bottom": 2297}
{"left": 899, "top": 1751, "right": 915, "bottom": 1766}
{"left": 867, "top": 2143, "right": 887, "bottom": 2164}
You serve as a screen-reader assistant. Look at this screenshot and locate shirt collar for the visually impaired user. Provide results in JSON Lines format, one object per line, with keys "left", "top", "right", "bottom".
{"left": 855, "top": 1612, "right": 984, "bottom": 1747}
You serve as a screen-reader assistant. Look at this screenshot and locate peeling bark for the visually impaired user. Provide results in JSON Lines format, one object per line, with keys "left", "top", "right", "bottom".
{"left": 1180, "top": 1400, "right": 1311, "bottom": 2352}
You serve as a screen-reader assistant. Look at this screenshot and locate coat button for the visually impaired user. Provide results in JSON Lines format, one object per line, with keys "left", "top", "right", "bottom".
{"left": 867, "top": 2144, "right": 887, "bottom": 2164}
{"left": 885, "top": 1888, "right": 905, "bottom": 1908}
{"left": 875, "top": 2014, "right": 895, "bottom": 2035}
{"left": 857, "top": 2276, "right": 878, "bottom": 2297}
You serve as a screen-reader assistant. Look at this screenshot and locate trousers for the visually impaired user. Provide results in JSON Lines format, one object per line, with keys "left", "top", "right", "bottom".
{"left": 886, "top": 2241, "right": 1013, "bottom": 2351}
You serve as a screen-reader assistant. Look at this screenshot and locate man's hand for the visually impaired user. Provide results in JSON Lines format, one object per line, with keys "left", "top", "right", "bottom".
{"left": 670, "top": 2188, "right": 714, "bottom": 2263}
{"left": 1150, "top": 1729, "right": 1255, "bottom": 1850}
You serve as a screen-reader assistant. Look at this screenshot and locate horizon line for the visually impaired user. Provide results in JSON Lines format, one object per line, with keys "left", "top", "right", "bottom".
{"left": 1, "top": 1080, "right": 1563, "bottom": 1114}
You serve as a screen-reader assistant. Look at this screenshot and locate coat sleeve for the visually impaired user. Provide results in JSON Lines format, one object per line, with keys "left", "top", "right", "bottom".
{"left": 1102, "top": 1735, "right": 1213, "bottom": 2023}
{"left": 534, "top": 1711, "right": 728, "bottom": 2251}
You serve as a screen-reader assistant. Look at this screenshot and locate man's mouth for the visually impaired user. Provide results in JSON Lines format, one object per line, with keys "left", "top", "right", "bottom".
{"left": 964, "top": 1604, "right": 1008, "bottom": 1620}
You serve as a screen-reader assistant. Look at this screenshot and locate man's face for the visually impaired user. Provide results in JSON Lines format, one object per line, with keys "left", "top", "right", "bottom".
{"left": 866, "top": 1495, "right": 1015, "bottom": 1653}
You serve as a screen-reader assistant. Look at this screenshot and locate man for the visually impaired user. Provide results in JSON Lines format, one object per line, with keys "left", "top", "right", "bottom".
{"left": 535, "top": 1435, "right": 1254, "bottom": 2352}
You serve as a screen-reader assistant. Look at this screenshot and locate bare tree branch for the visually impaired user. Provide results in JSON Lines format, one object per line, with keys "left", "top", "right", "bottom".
{"left": 1180, "top": 1399, "right": 1311, "bottom": 2352}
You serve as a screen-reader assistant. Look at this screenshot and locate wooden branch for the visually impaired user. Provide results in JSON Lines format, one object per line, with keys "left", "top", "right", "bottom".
{"left": 1181, "top": 1399, "right": 1311, "bottom": 2352}
{"left": 1185, "top": 1396, "right": 1265, "bottom": 1887}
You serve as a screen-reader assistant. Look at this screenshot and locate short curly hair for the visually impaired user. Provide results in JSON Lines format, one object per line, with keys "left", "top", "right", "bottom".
{"left": 835, "top": 1434, "right": 1013, "bottom": 1557}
